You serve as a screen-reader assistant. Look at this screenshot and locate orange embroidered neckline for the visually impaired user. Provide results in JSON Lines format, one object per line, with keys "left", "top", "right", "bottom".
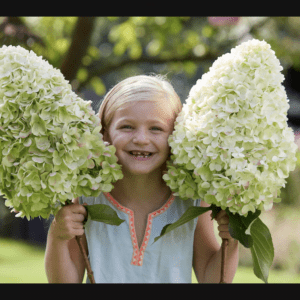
{"left": 103, "top": 192, "right": 175, "bottom": 266}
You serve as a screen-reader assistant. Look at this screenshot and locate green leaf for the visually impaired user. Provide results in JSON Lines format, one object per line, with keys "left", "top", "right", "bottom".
{"left": 85, "top": 204, "right": 125, "bottom": 226}
{"left": 226, "top": 209, "right": 261, "bottom": 248}
{"left": 250, "top": 217, "right": 274, "bottom": 283}
{"left": 153, "top": 205, "right": 211, "bottom": 243}
{"left": 210, "top": 204, "right": 222, "bottom": 219}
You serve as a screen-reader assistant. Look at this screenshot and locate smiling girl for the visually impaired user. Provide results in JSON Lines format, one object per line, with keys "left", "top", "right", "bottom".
{"left": 44, "top": 75, "right": 239, "bottom": 283}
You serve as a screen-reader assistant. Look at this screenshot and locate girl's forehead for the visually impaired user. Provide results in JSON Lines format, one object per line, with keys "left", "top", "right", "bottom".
{"left": 115, "top": 101, "right": 174, "bottom": 122}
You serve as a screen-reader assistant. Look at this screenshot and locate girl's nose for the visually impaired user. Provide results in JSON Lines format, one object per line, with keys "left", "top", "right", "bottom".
{"left": 132, "top": 128, "right": 150, "bottom": 144}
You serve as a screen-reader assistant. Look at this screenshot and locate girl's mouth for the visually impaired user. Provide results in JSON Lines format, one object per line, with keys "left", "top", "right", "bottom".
{"left": 128, "top": 151, "right": 154, "bottom": 160}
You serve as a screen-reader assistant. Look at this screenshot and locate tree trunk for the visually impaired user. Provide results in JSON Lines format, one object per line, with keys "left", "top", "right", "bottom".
{"left": 60, "top": 17, "right": 96, "bottom": 84}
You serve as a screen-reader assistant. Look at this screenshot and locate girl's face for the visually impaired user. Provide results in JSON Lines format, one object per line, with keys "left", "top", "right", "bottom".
{"left": 103, "top": 100, "right": 175, "bottom": 176}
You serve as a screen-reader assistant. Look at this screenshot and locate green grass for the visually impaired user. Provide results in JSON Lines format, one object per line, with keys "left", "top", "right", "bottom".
{"left": 0, "top": 238, "right": 48, "bottom": 283}
{"left": 232, "top": 266, "right": 300, "bottom": 284}
{"left": 1, "top": 237, "right": 300, "bottom": 283}
{"left": 192, "top": 267, "right": 300, "bottom": 283}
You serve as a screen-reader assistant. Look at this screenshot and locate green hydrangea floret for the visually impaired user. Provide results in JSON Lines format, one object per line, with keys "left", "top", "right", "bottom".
{"left": 0, "top": 45, "right": 123, "bottom": 220}
{"left": 163, "top": 39, "right": 298, "bottom": 216}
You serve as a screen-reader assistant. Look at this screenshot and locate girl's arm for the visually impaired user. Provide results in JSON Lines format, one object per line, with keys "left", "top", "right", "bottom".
{"left": 44, "top": 198, "right": 88, "bottom": 283}
{"left": 44, "top": 227, "right": 88, "bottom": 283}
{"left": 192, "top": 201, "right": 239, "bottom": 283}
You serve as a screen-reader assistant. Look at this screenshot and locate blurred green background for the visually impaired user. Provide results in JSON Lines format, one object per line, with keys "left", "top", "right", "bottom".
{"left": 1, "top": 233, "right": 300, "bottom": 283}
{"left": 1, "top": 16, "right": 300, "bottom": 283}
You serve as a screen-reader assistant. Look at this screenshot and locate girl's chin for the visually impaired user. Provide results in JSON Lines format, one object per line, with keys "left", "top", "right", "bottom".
{"left": 120, "top": 163, "right": 165, "bottom": 176}
{"left": 122, "top": 167, "right": 159, "bottom": 176}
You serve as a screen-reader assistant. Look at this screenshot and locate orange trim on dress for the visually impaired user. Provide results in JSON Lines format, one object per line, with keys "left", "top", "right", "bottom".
{"left": 103, "top": 192, "right": 175, "bottom": 266}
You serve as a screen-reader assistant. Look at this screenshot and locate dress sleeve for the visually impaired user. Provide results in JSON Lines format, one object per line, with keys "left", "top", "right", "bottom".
{"left": 195, "top": 198, "right": 202, "bottom": 207}
{"left": 78, "top": 195, "right": 97, "bottom": 205}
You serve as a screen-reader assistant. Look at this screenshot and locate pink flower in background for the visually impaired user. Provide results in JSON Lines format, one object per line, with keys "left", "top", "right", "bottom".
{"left": 294, "top": 131, "right": 300, "bottom": 150}
{"left": 208, "top": 17, "right": 240, "bottom": 26}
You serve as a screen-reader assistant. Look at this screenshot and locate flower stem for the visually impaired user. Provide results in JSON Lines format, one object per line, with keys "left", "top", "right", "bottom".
{"left": 220, "top": 238, "right": 228, "bottom": 283}
{"left": 65, "top": 199, "right": 96, "bottom": 283}
{"left": 76, "top": 235, "right": 96, "bottom": 284}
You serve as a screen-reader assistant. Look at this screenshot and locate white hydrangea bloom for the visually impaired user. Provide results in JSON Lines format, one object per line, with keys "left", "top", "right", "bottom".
{"left": 0, "top": 45, "right": 123, "bottom": 220}
{"left": 163, "top": 39, "right": 297, "bottom": 216}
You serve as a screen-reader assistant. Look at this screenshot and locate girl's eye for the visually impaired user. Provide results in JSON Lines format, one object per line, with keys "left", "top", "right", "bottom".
{"left": 121, "top": 125, "right": 162, "bottom": 131}
{"left": 151, "top": 127, "right": 162, "bottom": 131}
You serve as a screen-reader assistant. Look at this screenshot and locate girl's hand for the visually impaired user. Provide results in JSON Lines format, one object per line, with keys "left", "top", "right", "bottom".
{"left": 51, "top": 198, "right": 88, "bottom": 241}
{"left": 211, "top": 210, "right": 234, "bottom": 241}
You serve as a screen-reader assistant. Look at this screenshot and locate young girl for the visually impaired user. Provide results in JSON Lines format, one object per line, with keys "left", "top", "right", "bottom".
{"left": 44, "top": 75, "right": 239, "bottom": 283}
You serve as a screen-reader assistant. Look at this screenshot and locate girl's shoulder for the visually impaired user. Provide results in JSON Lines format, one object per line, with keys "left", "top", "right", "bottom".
{"left": 173, "top": 195, "right": 201, "bottom": 207}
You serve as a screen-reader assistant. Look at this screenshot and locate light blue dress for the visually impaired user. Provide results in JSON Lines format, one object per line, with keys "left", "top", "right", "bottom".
{"left": 79, "top": 192, "right": 201, "bottom": 283}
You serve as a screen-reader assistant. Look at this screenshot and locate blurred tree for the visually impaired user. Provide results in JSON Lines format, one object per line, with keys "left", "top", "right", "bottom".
{"left": 0, "top": 17, "right": 45, "bottom": 48}
{"left": 60, "top": 17, "right": 96, "bottom": 82}
{"left": 2, "top": 16, "right": 300, "bottom": 97}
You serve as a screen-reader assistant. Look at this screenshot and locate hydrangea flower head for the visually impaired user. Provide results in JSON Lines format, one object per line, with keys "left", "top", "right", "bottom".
{"left": 163, "top": 39, "right": 297, "bottom": 216}
{"left": 0, "top": 45, "right": 123, "bottom": 220}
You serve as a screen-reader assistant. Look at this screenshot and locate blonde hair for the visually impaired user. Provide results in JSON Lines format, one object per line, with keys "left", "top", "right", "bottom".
{"left": 98, "top": 74, "right": 182, "bottom": 135}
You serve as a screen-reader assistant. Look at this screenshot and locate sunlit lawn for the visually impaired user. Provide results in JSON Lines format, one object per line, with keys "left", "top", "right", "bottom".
{"left": 1, "top": 237, "right": 300, "bottom": 283}
{"left": 0, "top": 238, "right": 48, "bottom": 283}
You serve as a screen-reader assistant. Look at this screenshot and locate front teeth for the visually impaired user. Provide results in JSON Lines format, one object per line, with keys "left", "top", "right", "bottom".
{"left": 130, "top": 151, "right": 152, "bottom": 157}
